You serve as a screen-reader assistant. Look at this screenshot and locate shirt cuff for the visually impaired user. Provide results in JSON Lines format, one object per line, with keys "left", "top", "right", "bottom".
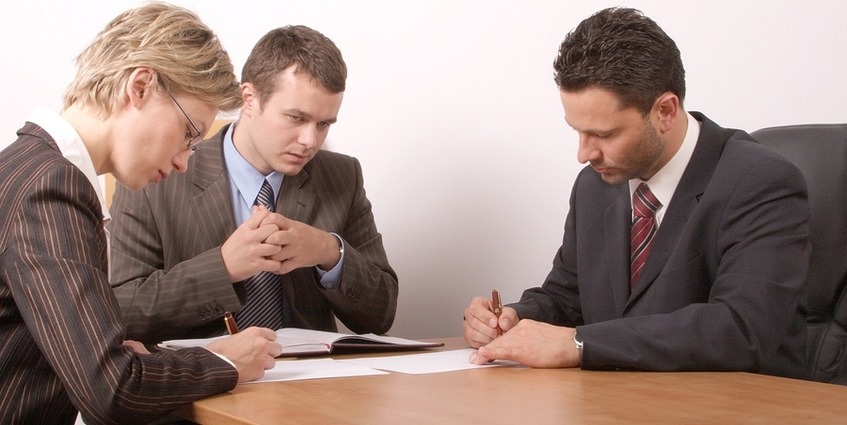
{"left": 316, "top": 233, "right": 345, "bottom": 289}
{"left": 205, "top": 347, "right": 236, "bottom": 368}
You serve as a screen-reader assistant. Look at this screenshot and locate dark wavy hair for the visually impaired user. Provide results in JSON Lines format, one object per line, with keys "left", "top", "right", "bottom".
{"left": 553, "top": 7, "right": 686, "bottom": 115}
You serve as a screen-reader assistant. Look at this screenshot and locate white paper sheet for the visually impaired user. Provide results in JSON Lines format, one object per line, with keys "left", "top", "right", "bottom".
{"left": 244, "top": 358, "right": 388, "bottom": 384}
{"left": 340, "top": 348, "right": 522, "bottom": 374}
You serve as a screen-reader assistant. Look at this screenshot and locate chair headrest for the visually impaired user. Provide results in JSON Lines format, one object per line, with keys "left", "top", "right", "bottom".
{"left": 751, "top": 124, "right": 847, "bottom": 320}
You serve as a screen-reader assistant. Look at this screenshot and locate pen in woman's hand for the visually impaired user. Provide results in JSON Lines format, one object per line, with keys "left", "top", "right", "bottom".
{"left": 224, "top": 311, "right": 240, "bottom": 335}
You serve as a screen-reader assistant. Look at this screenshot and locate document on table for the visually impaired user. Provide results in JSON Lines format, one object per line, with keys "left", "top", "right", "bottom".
{"left": 159, "top": 327, "right": 442, "bottom": 357}
{"left": 244, "top": 358, "right": 388, "bottom": 384}
{"left": 340, "top": 348, "right": 522, "bottom": 374}
{"left": 244, "top": 349, "right": 521, "bottom": 383}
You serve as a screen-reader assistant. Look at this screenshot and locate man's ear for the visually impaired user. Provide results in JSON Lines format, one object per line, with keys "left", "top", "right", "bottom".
{"left": 126, "top": 67, "right": 157, "bottom": 108}
{"left": 240, "top": 82, "right": 259, "bottom": 117}
{"left": 653, "top": 92, "right": 680, "bottom": 134}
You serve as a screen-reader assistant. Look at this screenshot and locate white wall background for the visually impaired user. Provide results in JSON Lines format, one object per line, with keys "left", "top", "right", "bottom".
{"left": 2, "top": 1, "right": 845, "bottom": 339}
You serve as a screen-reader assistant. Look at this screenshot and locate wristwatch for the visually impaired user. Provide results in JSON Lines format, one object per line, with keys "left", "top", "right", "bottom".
{"left": 573, "top": 331, "right": 583, "bottom": 363}
{"left": 331, "top": 232, "right": 345, "bottom": 256}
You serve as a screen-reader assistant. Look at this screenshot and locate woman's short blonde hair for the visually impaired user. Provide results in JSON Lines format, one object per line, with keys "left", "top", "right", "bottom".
{"left": 63, "top": 2, "right": 241, "bottom": 116}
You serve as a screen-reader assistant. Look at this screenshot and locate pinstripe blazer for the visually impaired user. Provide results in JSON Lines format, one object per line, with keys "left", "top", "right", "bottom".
{"left": 109, "top": 123, "right": 398, "bottom": 343}
{"left": 0, "top": 123, "right": 237, "bottom": 425}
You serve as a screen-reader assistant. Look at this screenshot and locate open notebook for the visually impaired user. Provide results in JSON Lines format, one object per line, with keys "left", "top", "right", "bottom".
{"left": 158, "top": 327, "right": 444, "bottom": 357}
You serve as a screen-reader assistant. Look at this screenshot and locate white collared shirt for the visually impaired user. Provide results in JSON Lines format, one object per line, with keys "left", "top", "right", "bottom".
{"left": 629, "top": 112, "right": 701, "bottom": 226}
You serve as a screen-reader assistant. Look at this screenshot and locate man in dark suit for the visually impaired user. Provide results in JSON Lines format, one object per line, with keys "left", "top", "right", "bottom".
{"left": 0, "top": 4, "right": 281, "bottom": 424}
{"left": 109, "top": 25, "right": 398, "bottom": 344}
{"left": 463, "top": 7, "right": 810, "bottom": 379}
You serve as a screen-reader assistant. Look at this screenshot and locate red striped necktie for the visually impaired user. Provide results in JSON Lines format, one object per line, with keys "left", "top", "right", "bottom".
{"left": 630, "top": 183, "right": 661, "bottom": 288}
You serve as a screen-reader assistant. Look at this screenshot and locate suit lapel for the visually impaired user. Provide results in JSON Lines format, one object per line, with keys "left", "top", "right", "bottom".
{"left": 629, "top": 113, "right": 728, "bottom": 302}
{"left": 185, "top": 125, "right": 320, "bottom": 245}
{"left": 604, "top": 186, "right": 633, "bottom": 315}
{"left": 190, "top": 125, "right": 238, "bottom": 246}
{"left": 279, "top": 161, "right": 316, "bottom": 223}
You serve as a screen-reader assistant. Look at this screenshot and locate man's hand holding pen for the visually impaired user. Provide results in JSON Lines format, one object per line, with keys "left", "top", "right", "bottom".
{"left": 463, "top": 290, "right": 580, "bottom": 368}
{"left": 462, "top": 291, "right": 517, "bottom": 349}
{"left": 491, "top": 289, "right": 503, "bottom": 336}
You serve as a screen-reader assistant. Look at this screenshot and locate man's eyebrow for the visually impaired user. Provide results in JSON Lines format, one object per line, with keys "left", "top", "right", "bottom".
{"left": 285, "top": 108, "right": 337, "bottom": 124}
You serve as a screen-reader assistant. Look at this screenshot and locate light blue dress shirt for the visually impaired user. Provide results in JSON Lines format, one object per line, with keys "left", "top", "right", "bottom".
{"left": 222, "top": 123, "right": 344, "bottom": 288}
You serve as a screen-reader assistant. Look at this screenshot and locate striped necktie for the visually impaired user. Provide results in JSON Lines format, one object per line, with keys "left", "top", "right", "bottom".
{"left": 630, "top": 183, "right": 661, "bottom": 288}
{"left": 235, "top": 179, "right": 284, "bottom": 330}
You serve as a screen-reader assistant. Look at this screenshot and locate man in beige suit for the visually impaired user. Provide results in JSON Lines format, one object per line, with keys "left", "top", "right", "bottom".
{"left": 109, "top": 25, "right": 398, "bottom": 344}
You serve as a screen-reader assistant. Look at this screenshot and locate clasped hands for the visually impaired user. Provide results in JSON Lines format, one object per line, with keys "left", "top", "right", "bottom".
{"left": 462, "top": 296, "right": 580, "bottom": 368}
{"left": 222, "top": 205, "right": 341, "bottom": 282}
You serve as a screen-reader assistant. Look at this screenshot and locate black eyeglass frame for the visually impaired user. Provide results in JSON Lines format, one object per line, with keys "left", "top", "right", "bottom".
{"left": 164, "top": 89, "right": 203, "bottom": 151}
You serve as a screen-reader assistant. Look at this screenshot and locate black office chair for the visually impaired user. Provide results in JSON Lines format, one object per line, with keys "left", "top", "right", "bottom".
{"left": 751, "top": 123, "right": 847, "bottom": 385}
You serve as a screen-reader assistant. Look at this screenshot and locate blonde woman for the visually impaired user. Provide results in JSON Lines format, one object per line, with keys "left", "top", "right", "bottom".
{"left": 0, "top": 3, "right": 281, "bottom": 424}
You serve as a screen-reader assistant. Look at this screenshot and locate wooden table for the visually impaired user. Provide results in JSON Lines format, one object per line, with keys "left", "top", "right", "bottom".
{"left": 175, "top": 337, "right": 847, "bottom": 424}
